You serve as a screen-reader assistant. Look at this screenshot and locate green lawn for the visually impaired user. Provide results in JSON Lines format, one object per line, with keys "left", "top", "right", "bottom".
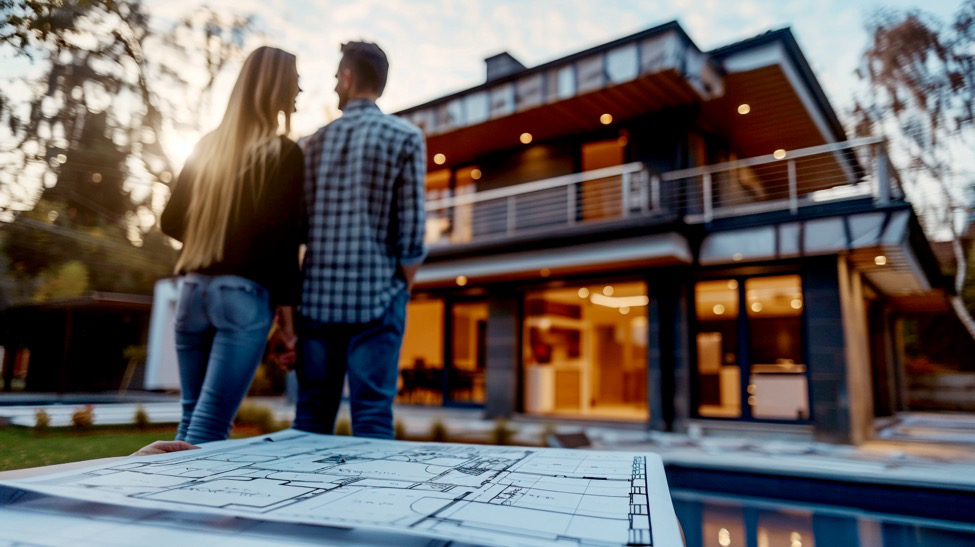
{"left": 0, "top": 425, "right": 179, "bottom": 471}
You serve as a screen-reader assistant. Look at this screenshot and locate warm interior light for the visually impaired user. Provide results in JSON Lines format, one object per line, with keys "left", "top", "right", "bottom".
{"left": 470, "top": 168, "right": 482, "bottom": 180}
{"left": 791, "top": 299, "right": 803, "bottom": 309}
{"left": 433, "top": 153, "right": 446, "bottom": 165}
{"left": 875, "top": 255, "right": 887, "bottom": 266}
{"left": 727, "top": 280, "right": 738, "bottom": 290}
{"left": 751, "top": 302, "right": 763, "bottom": 312}
{"left": 456, "top": 275, "right": 468, "bottom": 286}
{"left": 732, "top": 253, "right": 744, "bottom": 262}
{"left": 539, "top": 268, "right": 550, "bottom": 277}
{"left": 603, "top": 285, "right": 615, "bottom": 296}
{"left": 713, "top": 304, "right": 725, "bottom": 315}
{"left": 619, "top": 306, "right": 630, "bottom": 315}
{"left": 578, "top": 287, "right": 590, "bottom": 299}
{"left": 773, "top": 149, "right": 787, "bottom": 159}
{"left": 738, "top": 103, "right": 751, "bottom": 115}
{"left": 600, "top": 113, "right": 613, "bottom": 125}
{"left": 590, "top": 294, "right": 649, "bottom": 308}
{"left": 520, "top": 132, "right": 533, "bottom": 144}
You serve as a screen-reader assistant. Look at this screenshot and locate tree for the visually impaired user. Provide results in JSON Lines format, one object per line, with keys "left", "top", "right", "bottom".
{"left": 0, "top": 1, "right": 253, "bottom": 302}
{"left": 853, "top": 0, "right": 975, "bottom": 337}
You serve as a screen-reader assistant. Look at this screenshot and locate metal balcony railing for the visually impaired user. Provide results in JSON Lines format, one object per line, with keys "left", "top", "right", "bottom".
{"left": 424, "top": 137, "right": 900, "bottom": 247}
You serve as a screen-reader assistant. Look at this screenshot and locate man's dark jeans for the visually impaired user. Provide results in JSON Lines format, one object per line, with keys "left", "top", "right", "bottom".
{"left": 294, "top": 290, "right": 408, "bottom": 439}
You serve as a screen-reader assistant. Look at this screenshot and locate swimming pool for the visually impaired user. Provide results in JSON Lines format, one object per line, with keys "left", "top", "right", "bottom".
{"left": 673, "top": 488, "right": 975, "bottom": 547}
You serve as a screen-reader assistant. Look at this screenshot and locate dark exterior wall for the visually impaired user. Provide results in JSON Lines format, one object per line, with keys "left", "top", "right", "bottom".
{"left": 803, "top": 257, "right": 852, "bottom": 442}
{"left": 475, "top": 142, "right": 576, "bottom": 192}
{"left": 484, "top": 292, "right": 519, "bottom": 417}
{"left": 458, "top": 107, "right": 695, "bottom": 195}
{"left": 648, "top": 270, "right": 692, "bottom": 432}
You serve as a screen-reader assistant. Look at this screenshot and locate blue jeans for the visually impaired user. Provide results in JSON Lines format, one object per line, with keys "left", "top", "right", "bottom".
{"left": 173, "top": 274, "right": 273, "bottom": 444}
{"left": 294, "top": 290, "right": 408, "bottom": 439}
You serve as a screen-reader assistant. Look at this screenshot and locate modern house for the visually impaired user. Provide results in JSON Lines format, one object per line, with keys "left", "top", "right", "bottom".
{"left": 391, "top": 22, "right": 950, "bottom": 444}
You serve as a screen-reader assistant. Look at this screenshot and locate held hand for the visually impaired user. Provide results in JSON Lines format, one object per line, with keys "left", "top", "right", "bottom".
{"left": 132, "top": 440, "right": 200, "bottom": 456}
{"left": 267, "top": 326, "right": 298, "bottom": 371}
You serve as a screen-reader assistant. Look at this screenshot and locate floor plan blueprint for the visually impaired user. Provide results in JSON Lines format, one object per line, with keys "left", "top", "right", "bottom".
{"left": 2, "top": 431, "right": 681, "bottom": 547}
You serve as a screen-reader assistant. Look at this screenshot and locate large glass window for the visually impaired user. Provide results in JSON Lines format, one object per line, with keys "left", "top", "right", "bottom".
{"left": 695, "top": 279, "right": 742, "bottom": 418}
{"left": 523, "top": 281, "right": 648, "bottom": 420}
{"left": 398, "top": 299, "right": 444, "bottom": 405}
{"left": 746, "top": 275, "right": 808, "bottom": 420}
{"left": 449, "top": 302, "right": 488, "bottom": 404}
{"left": 695, "top": 274, "right": 809, "bottom": 421}
{"left": 398, "top": 298, "right": 488, "bottom": 407}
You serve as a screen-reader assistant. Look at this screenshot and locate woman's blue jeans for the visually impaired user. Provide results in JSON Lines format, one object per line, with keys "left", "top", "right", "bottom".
{"left": 173, "top": 274, "right": 273, "bottom": 444}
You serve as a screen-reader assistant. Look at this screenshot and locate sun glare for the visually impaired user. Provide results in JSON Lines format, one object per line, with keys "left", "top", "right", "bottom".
{"left": 164, "top": 132, "right": 197, "bottom": 171}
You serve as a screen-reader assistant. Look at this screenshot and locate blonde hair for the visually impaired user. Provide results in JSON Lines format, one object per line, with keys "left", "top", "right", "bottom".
{"left": 176, "top": 46, "right": 298, "bottom": 272}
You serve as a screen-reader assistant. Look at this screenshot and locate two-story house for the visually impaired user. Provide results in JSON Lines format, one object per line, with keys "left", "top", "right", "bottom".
{"left": 392, "top": 22, "right": 946, "bottom": 444}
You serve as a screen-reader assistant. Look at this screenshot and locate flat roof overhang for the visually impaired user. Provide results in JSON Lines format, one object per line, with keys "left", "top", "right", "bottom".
{"left": 420, "top": 69, "right": 708, "bottom": 168}
{"left": 415, "top": 232, "right": 692, "bottom": 289}
{"left": 699, "top": 209, "right": 944, "bottom": 305}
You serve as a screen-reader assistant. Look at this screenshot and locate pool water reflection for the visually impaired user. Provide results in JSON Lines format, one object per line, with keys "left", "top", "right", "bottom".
{"left": 673, "top": 489, "right": 975, "bottom": 547}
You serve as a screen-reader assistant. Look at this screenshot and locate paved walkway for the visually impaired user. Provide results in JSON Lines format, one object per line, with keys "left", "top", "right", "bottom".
{"left": 2, "top": 394, "right": 974, "bottom": 493}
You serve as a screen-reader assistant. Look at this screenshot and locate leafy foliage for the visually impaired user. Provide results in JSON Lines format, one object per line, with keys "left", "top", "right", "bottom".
{"left": 853, "top": 1, "right": 975, "bottom": 335}
{"left": 0, "top": 1, "right": 253, "bottom": 303}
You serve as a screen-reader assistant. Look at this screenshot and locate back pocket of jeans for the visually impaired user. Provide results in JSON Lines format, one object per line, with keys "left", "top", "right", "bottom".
{"left": 217, "top": 285, "right": 270, "bottom": 331}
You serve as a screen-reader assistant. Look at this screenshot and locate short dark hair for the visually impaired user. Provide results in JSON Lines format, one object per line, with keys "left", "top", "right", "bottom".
{"left": 340, "top": 41, "right": 389, "bottom": 95}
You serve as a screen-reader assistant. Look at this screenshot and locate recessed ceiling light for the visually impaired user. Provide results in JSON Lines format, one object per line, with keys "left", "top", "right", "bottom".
{"left": 713, "top": 304, "right": 725, "bottom": 315}
{"left": 603, "top": 286, "right": 615, "bottom": 296}
{"left": 520, "top": 132, "right": 533, "bottom": 144}
{"left": 600, "top": 113, "right": 613, "bottom": 125}
{"left": 470, "top": 168, "right": 482, "bottom": 180}
{"left": 875, "top": 255, "right": 887, "bottom": 266}
{"left": 773, "top": 149, "right": 787, "bottom": 160}
{"left": 456, "top": 275, "right": 468, "bottom": 286}
{"left": 433, "top": 153, "right": 446, "bottom": 165}
{"left": 578, "top": 287, "right": 590, "bottom": 299}
{"left": 738, "top": 104, "right": 751, "bottom": 115}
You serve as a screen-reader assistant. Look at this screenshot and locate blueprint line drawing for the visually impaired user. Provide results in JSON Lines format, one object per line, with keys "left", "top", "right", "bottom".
{"left": 2, "top": 431, "right": 682, "bottom": 547}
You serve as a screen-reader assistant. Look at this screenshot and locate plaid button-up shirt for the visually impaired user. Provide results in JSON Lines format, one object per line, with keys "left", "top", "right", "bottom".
{"left": 300, "top": 100, "right": 427, "bottom": 323}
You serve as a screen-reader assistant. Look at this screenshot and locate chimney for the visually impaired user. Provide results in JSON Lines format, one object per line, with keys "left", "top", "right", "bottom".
{"left": 485, "top": 52, "right": 526, "bottom": 82}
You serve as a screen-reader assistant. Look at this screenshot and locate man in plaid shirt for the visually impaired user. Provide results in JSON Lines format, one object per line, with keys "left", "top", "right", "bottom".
{"left": 296, "top": 41, "right": 426, "bottom": 439}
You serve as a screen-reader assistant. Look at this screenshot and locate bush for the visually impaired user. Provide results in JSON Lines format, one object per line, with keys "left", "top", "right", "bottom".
{"left": 133, "top": 404, "right": 150, "bottom": 430}
{"left": 334, "top": 418, "right": 352, "bottom": 436}
{"left": 491, "top": 418, "right": 515, "bottom": 446}
{"left": 234, "top": 401, "right": 278, "bottom": 433}
{"left": 71, "top": 404, "right": 95, "bottom": 429}
{"left": 429, "top": 418, "right": 448, "bottom": 443}
{"left": 34, "top": 409, "right": 51, "bottom": 432}
{"left": 540, "top": 423, "right": 558, "bottom": 447}
{"left": 394, "top": 419, "right": 406, "bottom": 440}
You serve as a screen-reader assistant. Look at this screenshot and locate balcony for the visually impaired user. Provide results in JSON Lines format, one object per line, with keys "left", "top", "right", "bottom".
{"left": 424, "top": 136, "right": 902, "bottom": 250}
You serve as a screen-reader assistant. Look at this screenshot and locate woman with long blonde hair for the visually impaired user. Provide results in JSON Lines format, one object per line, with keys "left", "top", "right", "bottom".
{"left": 161, "top": 46, "right": 303, "bottom": 444}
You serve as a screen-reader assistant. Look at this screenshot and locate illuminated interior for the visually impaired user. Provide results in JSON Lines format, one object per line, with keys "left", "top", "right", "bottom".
{"left": 696, "top": 275, "right": 809, "bottom": 420}
{"left": 523, "top": 281, "right": 648, "bottom": 420}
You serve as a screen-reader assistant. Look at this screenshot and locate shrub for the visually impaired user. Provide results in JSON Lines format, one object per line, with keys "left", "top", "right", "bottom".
{"left": 540, "top": 423, "right": 558, "bottom": 447}
{"left": 235, "top": 401, "right": 277, "bottom": 433}
{"left": 429, "top": 418, "right": 448, "bottom": 443}
{"left": 133, "top": 404, "right": 150, "bottom": 430}
{"left": 71, "top": 404, "right": 95, "bottom": 429}
{"left": 334, "top": 418, "right": 352, "bottom": 436}
{"left": 34, "top": 409, "right": 51, "bottom": 432}
{"left": 491, "top": 418, "right": 515, "bottom": 446}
